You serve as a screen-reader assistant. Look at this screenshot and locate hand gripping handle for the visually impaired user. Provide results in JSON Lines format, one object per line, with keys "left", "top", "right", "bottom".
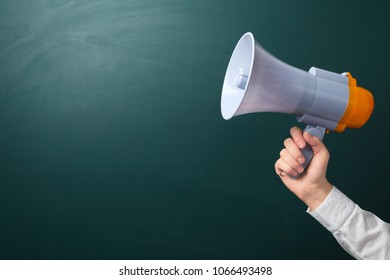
{"left": 290, "top": 125, "right": 326, "bottom": 179}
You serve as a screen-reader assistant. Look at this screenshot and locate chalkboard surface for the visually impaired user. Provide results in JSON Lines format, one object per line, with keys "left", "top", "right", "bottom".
{"left": 0, "top": 0, "right": 389, "bottom": 259}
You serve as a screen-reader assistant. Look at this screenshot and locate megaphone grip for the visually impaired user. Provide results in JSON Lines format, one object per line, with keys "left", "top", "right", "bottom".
{"left": 290, "top": 125, "right": 325, "bottom": 179}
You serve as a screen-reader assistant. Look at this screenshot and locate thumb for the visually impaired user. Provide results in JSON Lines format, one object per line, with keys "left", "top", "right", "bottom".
{"left": 302, "top": 132, "right": 330, "bottom": 179}
{"left": 303, "top": 131, "right": 329, "bottom": 158}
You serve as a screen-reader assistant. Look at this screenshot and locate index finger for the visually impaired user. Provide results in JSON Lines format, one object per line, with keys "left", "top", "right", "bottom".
{"left": 290, "top": 126, "right": 306, "bottom": 149}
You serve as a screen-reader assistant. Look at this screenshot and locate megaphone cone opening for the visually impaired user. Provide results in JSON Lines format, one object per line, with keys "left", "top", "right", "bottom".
{"left": 221, "top": 32, "right": 255, "bottom": 120}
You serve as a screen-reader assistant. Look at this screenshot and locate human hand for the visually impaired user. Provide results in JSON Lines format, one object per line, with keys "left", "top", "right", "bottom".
{"left": 275, "top": 126, "right": 333, "bottom": 210}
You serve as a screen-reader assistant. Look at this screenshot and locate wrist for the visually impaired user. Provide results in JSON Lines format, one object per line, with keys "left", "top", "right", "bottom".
{"left": 303, "top": 180, "right": 333, "bottom": 211}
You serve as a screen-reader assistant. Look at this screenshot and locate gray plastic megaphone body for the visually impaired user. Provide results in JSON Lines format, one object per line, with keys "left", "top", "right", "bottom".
{"left": 221, "top": 32, "right": 374, "bottom": 176}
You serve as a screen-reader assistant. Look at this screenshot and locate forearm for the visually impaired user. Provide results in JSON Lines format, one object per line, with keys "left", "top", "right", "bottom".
{"left": 308, "top": 186, "right": 390, "bottom": 259}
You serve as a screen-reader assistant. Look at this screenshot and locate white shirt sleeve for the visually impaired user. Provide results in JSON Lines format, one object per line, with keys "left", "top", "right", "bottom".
{"left": 308, "top": 186, "right": 390, "bottom": 259}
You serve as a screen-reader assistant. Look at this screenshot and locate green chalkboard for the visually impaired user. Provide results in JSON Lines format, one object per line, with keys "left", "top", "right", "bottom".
{"left": 0, "top": 0, "right": 389, "bottom": 259}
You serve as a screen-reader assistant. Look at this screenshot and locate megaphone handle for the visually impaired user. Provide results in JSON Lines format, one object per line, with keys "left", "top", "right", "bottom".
{"left": 290, "top": 125, "right": 326, "bottom": 179}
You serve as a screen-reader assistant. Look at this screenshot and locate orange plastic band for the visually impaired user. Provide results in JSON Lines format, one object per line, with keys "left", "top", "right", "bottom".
{"left": 335, "top": 73, "right": 374, "bottom": 132}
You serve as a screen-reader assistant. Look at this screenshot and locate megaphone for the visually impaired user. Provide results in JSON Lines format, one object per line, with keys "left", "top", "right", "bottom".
{"left": 221, "top": 32, "right": 374, "bottom": 176}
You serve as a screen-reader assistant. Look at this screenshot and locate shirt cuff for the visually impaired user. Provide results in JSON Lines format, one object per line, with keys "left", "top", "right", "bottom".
{"left": 307, "top": 186, "right": 356, "bottom": 233}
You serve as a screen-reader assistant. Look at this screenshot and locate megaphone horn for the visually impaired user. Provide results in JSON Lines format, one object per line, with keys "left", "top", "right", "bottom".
{"left": 221, "top": 32, "right": 374, "bottom": 177}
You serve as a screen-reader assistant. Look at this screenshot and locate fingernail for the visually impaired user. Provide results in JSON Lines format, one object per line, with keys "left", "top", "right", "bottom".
{"left": 298, "top": 156, "right": 305, "bottom": 164}
{"left": 298, "top": 166, "right": 304, "bottom": 173}
{"left": 298, "top": 140, "right": 305, "bottom": 149}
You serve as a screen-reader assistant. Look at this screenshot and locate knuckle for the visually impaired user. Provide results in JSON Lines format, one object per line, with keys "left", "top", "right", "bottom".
{"left": 286, "top": 166, "right": 295, "bottom": 175}
{"left": 283, "top": 138, "right": 291, "bottom": 147}
{"left": 290, "top": 126, "right": 301, "bottom": 135}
